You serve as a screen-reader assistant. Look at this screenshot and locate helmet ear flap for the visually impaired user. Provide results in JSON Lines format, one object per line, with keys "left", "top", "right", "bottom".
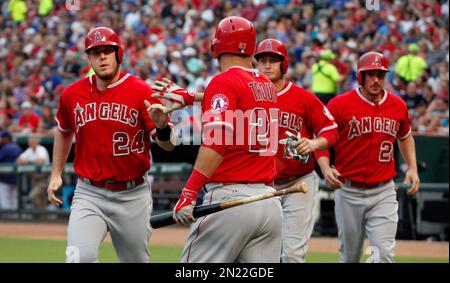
{"left": 281, "top": 58, "right": 288, "bottom": 74}
{"left": 356, "top": 71, "right": 363, "bottom": 84}
{"left": 115, "top": 46, "right": 122, "bottom": 64}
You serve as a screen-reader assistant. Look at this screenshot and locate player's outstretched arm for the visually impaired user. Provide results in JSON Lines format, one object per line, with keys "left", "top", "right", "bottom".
{"left": 295, "top": 126, "right": 338, "bottom": 156}
{"left": 47, "top": 130, "right": 74, "bottom": 206}
{"left": 296, "top": 136, "right": 329, "bottom": 156}
{"left": 398, "top": 135, "right": 420, "bottom": 195}
{"left": 150, "top": 78, "right": 204, "bottom": 113}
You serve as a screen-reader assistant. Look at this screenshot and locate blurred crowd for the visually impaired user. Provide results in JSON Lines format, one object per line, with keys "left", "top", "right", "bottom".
{"left": 0, "top": 0, "right": 449, "bottom": 138}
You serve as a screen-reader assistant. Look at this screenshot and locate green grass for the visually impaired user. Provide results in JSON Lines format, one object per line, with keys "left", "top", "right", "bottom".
{"left": 0, "top": 237, "right": 447, "bottom": 263}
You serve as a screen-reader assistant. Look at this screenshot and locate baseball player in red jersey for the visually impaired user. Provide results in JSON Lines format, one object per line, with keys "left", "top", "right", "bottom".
{"left": 164, "top": 16, "right": 282, "bottom": 263}
{"left": 46, "top": 27, "right": 174, "bottom": 263}
{"left": 316, "top": 51, "right": 420, "bottom": 263}
{"left": 254, "top": 39, "right": 338, "bottom": 263}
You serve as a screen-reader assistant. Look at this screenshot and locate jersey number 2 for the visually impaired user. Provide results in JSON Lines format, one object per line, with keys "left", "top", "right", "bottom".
{"left": 113, "top": 130, "right": 145, "bottom": 156}
{"left": 379, "top": 141, "right": 393, "bottom": 162}
{"left": 249, "top": 108, "right": 279, "bottom": 156}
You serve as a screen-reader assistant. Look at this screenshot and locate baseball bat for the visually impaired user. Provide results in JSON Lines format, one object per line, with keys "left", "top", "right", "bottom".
{"left": 150, "top": 181, "right": 308, "bottom": 229}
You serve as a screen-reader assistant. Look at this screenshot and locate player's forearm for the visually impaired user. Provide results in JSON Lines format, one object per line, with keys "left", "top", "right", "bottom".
{"left": 50, "top": 130, "right": 74, "bottom": 178}
{"left": 398, "top": 135, "right": 418, "bottom": 171}
{"left": 194, "top": 92, "right": 204, "bottom": 102}
{"left": 155, "top": 124, "right": 175, "bottom": 151}
{"left": 312, "top": 137, "right": 330, "bottom": 152}
{"left": 317, "top": 128, "right": 338, "bottom": 150}
{"left": 193, "top": 146, "right": 224, "bottom": 178}
{"left": 156, "top": 138, "right": 175, "bottom": 152}
{"left": 316, "top": 155, "right": 331, "bottom": 176}
{"left": 178, "top": 146, "right": 223, "bottom": 197}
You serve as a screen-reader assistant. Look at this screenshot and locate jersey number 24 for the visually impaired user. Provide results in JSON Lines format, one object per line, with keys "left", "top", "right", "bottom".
{"left": 113, "top": 130, "right": 145, "bottom": 156}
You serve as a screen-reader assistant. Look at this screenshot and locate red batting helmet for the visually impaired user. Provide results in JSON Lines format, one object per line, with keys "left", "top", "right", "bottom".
{"left": 210, "top": 16, "right": 256, "bottom": 59}
{"left": 356, "top": 51, "right": 389, "bottom": 84}
{"left": 85, "top": 27, "right": 123, "bottom": 64}
{"left": 254, "top": 39, "right": 289, "bottom": 74}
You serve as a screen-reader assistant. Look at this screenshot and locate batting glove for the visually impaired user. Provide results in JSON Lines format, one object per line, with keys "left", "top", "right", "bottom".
{"left": 151, "top": 78, "right": 196, "bottom": 113}
{"left": 173, "top": 188, "right": 197, "bottom": 224}
{"left": 279, "top": 131, "right": 310, "bottom": 164}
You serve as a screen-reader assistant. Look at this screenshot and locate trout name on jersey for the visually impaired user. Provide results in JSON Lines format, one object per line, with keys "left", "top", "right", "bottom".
{"left": 248, "top": 82, "right": 277, "bottom": 103}
{"left": 348, "top": 116, "right": 399, "bottom": 140}
{"left": 74, "top": 102, "right": 139, "bottom": 132}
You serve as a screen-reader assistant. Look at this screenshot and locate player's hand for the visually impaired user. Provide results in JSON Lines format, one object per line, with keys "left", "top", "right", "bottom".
{"left": 47, "top": 175, "right": 63, "bottom": 207}
{"left": 280, "top": 131, "right": 309, "bottom": 163}
{"left": 150, "top": 78, "right": 196, "bottom": 113}
{"left": 173, "top": 188, "right": 197, "bottom": 224}
{"left": 403, "top": 168, "right": 420, "bottom": 195}
{"left": 144, "top": 100, "right": 169, "bottom": 129}
{"left": 323, "top": 166, "right": 343, "bottom": 190}
{"left": 295, "top": 138, "right": 319, "bottom": 156}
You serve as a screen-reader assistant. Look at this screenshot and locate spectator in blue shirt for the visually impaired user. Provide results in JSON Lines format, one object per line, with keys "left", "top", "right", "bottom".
{"left": 0, "top": 131, "right": 23, "bottom": 210}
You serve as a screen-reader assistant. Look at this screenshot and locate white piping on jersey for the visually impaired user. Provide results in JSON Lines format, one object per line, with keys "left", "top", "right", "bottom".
{"left": 108, "top": 73, "right": 130, "bottom": 88}
{"left": 277, "top": 81, "right": 292, "bottom": 97}
{"left": 88, "top": 73, "right": 131, "bottom": 89}
{"left": 317, "top": 123, "right": 338, "bottom": 136}
{"left": 378, "top": 89, "right": 388, "bottom": 105}
{"left": 356, "top": 87, "right": 387, "bottom": 106}
{"left": 225, "top": 65, "right": 260, "bottom": 74}
{"left": 398, "top": 128, "right": 412, "bottom": 140}
{"left": 203, "top": 121, "right": 234, "bottom": 131}
{"left": 55, "top": 117, "right": 72, "bottom": 133}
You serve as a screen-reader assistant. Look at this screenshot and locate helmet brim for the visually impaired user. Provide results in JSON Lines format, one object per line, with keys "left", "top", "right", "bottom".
{"left": 85, "top": 41, "right": 120, "bottom": 53}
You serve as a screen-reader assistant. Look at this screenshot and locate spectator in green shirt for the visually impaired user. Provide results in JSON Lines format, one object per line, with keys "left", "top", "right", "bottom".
{"left": 7, "top": 0, "right": 27, "bottom": 23}
{"left": 311, "top": 50, "right": 341, "bottom": 105}
{"left": 38, "top": 0, "right": 54, "bottom": 17}
{"left": 395, "top": 43, "right": 428, "bottom": 86}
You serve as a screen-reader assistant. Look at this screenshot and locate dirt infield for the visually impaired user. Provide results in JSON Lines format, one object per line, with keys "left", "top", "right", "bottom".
{"left": 0, "top": 222, "right": 448, "bottom": 259}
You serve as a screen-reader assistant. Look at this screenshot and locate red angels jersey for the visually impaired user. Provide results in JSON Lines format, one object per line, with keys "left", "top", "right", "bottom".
{"left": 202, "top": 66, "right": 279, "bottom": 183}
{"left": 327, "top": 87, "right": 411, "bottom": 183}
{"left": 56, "top": 72, "right": 161, "bottom": 182}
{"left": 276, "top": 81, "right": 337, "bottom": 179}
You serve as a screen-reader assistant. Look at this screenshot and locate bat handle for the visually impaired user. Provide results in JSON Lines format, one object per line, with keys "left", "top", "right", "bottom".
{"left": 151, "top": 203, "right": 223, "bottom": 229}
{"left": 193, "top": 203, "right": 221, "bottom": 218}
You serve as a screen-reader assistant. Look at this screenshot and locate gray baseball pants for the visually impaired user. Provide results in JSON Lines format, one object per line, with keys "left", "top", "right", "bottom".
{"left": 334, "top": 180, "right": 398, "bottom": 263}
{"left": 65, "top": 178, "right": 152, "bottom": 263}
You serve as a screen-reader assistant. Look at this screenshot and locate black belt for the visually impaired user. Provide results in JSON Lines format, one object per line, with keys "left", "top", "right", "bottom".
{"left": 339, "top": 178, "right": 392, "bottom": 189}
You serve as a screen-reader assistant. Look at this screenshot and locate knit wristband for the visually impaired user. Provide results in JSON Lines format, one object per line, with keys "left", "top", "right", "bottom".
{"left": 185, "top": 169, "right": 209, "bottom": 193}
{"left": 156, "top": 124, "right": 172, "bottom": 141}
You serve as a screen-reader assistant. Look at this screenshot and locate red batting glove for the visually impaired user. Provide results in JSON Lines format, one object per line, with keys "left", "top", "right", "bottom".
{"left": 151, "top": 78, "right": 196, "bottom": 113}
{"left": 173, "top": 188, "right": 197, "bottom": 224}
